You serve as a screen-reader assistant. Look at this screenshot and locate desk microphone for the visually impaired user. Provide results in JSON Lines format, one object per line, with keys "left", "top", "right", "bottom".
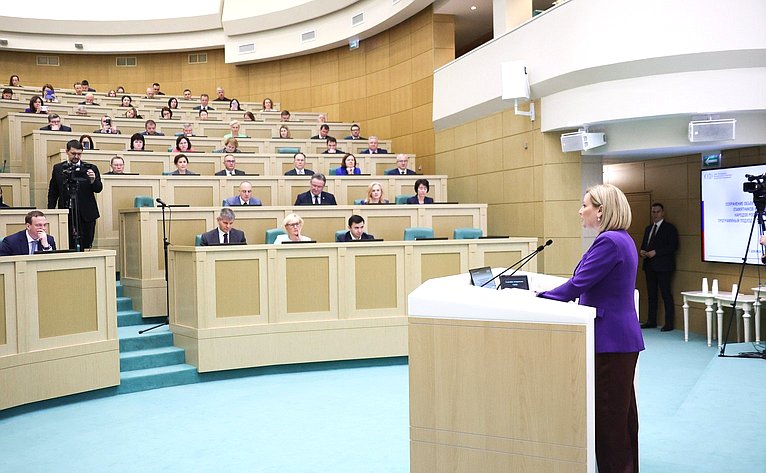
{"left": 156, "top": 198, "right": 168, "bottom": 207}
{"left": 1, "top": 159, "right": 6, "bottom": 173}
{"left": 481, "top": 239, "right": 553, "bottom": 288}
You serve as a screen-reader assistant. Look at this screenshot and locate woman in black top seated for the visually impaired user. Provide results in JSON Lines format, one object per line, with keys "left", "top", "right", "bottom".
{"left": 170, "top": 154, "right": 198, "bottom": 175}
{"left": 129, "top": 133, "right": 145, "bottom": 151}
{"left": 406, "top": 178, "right": 434, "bottom": 204}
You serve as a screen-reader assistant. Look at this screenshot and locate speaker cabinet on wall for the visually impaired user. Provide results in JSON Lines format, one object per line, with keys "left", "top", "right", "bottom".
{"left": 688, "top": 119, "right": 736, "bottom": 142}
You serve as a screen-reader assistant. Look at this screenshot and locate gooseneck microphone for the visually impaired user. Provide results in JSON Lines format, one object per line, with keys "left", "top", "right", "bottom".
{"left": 156, "top": 198, "right": 168, "bottom": 207}
{"left": 481, "top": 239, "right": 553, "bottom": 288}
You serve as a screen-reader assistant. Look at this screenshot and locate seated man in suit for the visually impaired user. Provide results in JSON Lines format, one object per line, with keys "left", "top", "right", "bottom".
{"left": 223, "top": 181, "right": 262, "bottom": 206}
{"left": 295, "top": 173, "right": 337, "bottom": 205}
{"left": 193, "top": 94, "right": 215, "bottom": 111}
{"left": 322, "top": 137, "right": 344, "bottom": 154}
{"left": 105, "top": 156, "right": 126, "bottom": 174}
{"left": 344, "top": 124, "right": 365, "bottom": 140}
{"left": 337, "top": 215, "right": 375, "bottom": 242}
{"left": 310, "top": 124, "right": 334, "bottom": 141}
{"left": 0, "top": 210, "right": 57, "bottom": 256}
{"left": 141, "top": 119, "right": 165, "bottom": 136}
{"left": 285, "top": 152, "right": 314, "bottom": 176}
{"left": 39, "top": 113, "right": 72, "bottom": 132}
{"left": 215, "top": 154, "right": 246, "bottom": 176}
{"left": 385, "top": 154, "right": 417, "bottom": 175}
{"left": 200, "top": 208, "right": 246, "bottom": 246}
{"left": 360, "top": 136, "right": 388, "bottom": 154}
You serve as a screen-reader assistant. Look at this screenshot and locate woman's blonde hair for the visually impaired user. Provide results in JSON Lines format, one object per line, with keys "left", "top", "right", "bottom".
{"left": 282, "top": 213, "right": 303, "bottom": 228}
{"left": 279, "top": 125, "right": 291, "bottom": 138}
{"left": 366, "top": 182, "right": 385, "bottom": 203}
{"left": 586, "top": 184, "right": 632, "bottom": 232}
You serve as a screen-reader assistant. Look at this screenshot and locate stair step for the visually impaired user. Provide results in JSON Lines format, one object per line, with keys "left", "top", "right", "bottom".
{"left": 120, "top": 346, "right": 186, "bottom": 371}
{"left": 116, "top": 296, "right": 133, "bottom": 311}
{"left": 116, "top": 281, "right": 124, "bottom": 297}
{"left": 117, "top": 310, "right": 143, "bottom": 327}
{"left": 118, "top": 325, "right": 173, "bottom": 352}
{"left": 117, "top": 364, "right": 199, "bottom": 394}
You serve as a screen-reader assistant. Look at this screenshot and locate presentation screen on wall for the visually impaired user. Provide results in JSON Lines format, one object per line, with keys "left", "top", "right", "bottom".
{"left": 701, "top": 164, "right": 766, "bottom": 264}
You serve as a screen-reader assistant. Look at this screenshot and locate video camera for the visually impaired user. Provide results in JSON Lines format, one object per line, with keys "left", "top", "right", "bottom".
{"left": 62, "top": 161, "right": 94, "bottom": 180}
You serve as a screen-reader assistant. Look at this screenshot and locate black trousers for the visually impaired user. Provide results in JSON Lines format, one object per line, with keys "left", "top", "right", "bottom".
{"left": 644, "top": 269, "right": 674, "bottom": 327}
{"left": 68, "top": 217, "right": 96, "bottom": 250}
{"left": 596, "top": 352, "right": 640, "bottom": 473}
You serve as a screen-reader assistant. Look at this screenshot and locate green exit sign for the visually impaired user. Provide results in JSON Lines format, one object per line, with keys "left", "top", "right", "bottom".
{"left": 702, "top": 151, "right": 721, "bottom": 168}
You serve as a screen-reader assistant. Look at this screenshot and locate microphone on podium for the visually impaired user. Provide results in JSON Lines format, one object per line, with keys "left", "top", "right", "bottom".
{"left": 480, "top": 239, "right": 553, "bottom": 288}
{"left": 156, "top": 198, "right": 168, "bottom": 207}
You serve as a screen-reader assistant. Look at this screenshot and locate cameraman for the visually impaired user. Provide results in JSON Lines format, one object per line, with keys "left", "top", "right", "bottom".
{"left": 93, "top": 116, "right": 120, "bottom": 134}
{"left": 47, "top": 140, "right": 103, "bottom": 249}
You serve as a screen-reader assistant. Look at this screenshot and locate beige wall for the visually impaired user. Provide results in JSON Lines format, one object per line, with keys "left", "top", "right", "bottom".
{"left": 4, "top": 7, "right": 452, "bottom": 167}
{"left": 435, "top": 102, "right": 588, "bottom": 279}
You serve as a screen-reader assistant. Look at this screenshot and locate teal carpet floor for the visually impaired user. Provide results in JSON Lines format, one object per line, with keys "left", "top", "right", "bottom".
{"left": 1, "top": 330, "right": 764, "bottom": 473}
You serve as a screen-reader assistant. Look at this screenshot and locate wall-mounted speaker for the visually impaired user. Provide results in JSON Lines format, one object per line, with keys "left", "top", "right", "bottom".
{"left": 560, "top": 131, "right": 606, "bottom": 152}
{"left": 688, "top": 119, "right": 736, "bottom": 142}
{"left": 501, "top": 61, "right": 530, "bottom": 101}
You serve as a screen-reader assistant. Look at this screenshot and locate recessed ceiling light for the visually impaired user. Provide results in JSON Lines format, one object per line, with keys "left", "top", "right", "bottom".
{"left": 470, "top": 5, "right": 477, "bottom": 10}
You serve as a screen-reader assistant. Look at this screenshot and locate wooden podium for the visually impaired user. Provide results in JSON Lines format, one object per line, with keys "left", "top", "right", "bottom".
{"left": 408, "top": 271, "right": 597, "bottom": 473}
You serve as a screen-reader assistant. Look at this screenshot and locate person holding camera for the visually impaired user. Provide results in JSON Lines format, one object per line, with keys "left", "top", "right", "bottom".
{"left": 93, "top": 116, "right": 120, "bottom": 134}
{"left": 47, "top": 140, "right": 103, "bottom": 250}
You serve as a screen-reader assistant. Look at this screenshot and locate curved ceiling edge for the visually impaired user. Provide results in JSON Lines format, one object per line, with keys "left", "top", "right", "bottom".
{"left": 222, "top": 0, "right": 357, "bottom": 36}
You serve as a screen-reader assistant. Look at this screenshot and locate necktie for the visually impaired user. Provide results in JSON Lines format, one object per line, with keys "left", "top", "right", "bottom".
{"left": 400, "top": 170, "right": 405, "bottom": 175}
{"left": 242, "top": 201, "right": 248, "bottom": 206}
{"left": 314, "top": 195, "right": 319, "bottom": 205}
{"left": 648, "top": 224, "right": 657, "bottom": 245}
{"left": 29, "top": 240, "right": 37, "bottom": 255}
{"left": 223, "top": 233, "right": 228, "bottom": 244}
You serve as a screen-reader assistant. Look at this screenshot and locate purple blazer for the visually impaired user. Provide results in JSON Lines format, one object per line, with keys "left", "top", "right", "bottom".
{"left": 538, "top": 230, "right": 644, "bottom": 354}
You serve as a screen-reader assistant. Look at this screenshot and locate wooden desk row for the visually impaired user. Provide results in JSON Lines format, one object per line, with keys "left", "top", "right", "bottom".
{"left": 22, "top": 130, "right": 393, "bottom": 203}
{"left": 55, "top": 150, "right": 415, "bottom": 182}
{"left": 119, "top": 204, "right": 486, "bottom": 316}
{"left": 167, "top": 239, "right": 536, "bottom": 372}
{"left": 0, "top": 250, "right": 118, "bottom": 410}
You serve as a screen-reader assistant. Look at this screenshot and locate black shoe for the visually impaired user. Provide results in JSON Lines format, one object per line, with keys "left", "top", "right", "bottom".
{"left": 640, "top": 323, "right": 657, "bottom": 329}
{"left": 660, "top": 326, "right": 674, "bottom": 332}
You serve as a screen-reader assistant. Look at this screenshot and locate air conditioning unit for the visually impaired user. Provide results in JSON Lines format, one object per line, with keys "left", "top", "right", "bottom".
{"left": 688, "top": 119, "right": 736, "bottom": 142}
{"left": 560, "top": 131, "right": 606, "bottom": 152}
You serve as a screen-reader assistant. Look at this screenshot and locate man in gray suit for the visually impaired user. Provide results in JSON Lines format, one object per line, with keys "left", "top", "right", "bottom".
{"left": 223, "top": 181, "right": 262, "bottom": 206}
{"left": 200, "top": 208, "right": 246, "bottom": 245}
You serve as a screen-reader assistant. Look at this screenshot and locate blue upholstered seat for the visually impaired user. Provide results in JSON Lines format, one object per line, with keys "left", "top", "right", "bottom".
{"left": 266, "top": 228, "right": 286, "bottom": 244}
{"left": 453, "top": 228, "right": 483, "bottom": 239}
{"left": 403, "top": 227, "right": 434, "bottom": 241}
{"left": 133, "top": 196, "right": 154, "bottom": 208}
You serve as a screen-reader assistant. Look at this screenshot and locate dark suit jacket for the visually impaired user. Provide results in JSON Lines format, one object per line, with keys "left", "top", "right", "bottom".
{"left": 223, "top": 196, "right": 262, "bottom": 206}
{"left": 310, "top": 134, "right": 335, "bottom": 141}
{"left": 215, "top": 169, "right": 246, "bottom": 176}
{"left": 0, "top": 230, "right": 57, "bottom": 256}
{"left": 40, "top": 125, "right": 72, "bottom": 132}
{"left": 344, "top": 135, "right": 366, "bottom": 140}
{"left": 285, "top": 168, "right": 314, "bottom": 176}
{"left": 47, "top": 161, "right": 103, "bottom": 222}
{"left": 193, "top": 105, "right": 215, "bottom": 110}
{"left": 360, "top": 148, "right": 388, "bottom": 154}
{"left": 200, "top": 228, "right": 246, "bottom": 246}
{"left": 385, "top": 168, "right": 416, "bottom": 175}
{"left": 640, "top": 220, "right": 678, "bottom": 272}
{"left": 406, "top": 196, "right": 434, "bottom": 204}
{"left": 336, "top": 231, "right": 375, "bottom": 242}
{"left": 141, "top": 131, "right": 165, "bottom": 136}
{"left": 322, "top": 150, "right": 344, "bottom": 154}
{"left": 295, "top": 191, "right": 337, "bottom": 205}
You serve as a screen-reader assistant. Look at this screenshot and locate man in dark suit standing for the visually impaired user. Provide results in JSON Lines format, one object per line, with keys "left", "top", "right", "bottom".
{"left": 285, "top": 153, "right": 313, "bottom": 176}
{"left": 200, "top": 208, "right": 247, "bottom": 245}
{"left": 295, "top": 173, "right": 337, "bottom": 205}
{"left": 215, "top": 155, "right": 246, "bottom": 176}
{"left": 337, "top": 215, "right": 375, "bottom": 242}
{"left": 385, "top": 154, "right": 417, "bottom": 175}
{"left": 223, "top": 181, "right": 262, "bottom": 206}
{"left": 640, "top": 202, "right": 679, "bottom": 331}
{"left": 47, "top": 140, "right": 103, "bottom": 250}
{"left": 0, "top": 210, "right": 57, "bottom": 256}
{"left": 39, "top": 113, "right": 72, "bottom": 132}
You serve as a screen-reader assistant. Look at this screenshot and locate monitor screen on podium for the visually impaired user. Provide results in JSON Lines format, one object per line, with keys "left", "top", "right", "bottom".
{"left": 469, "top": 266, "right": 496, "bottom": 289}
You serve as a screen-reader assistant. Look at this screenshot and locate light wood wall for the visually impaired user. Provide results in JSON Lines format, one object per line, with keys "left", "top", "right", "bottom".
{"left": 435, "top": 101, "right": 587, "bottom": 279}
{"left": 604, "top": 145, "right": 766, "bottom": 339}
{"left": 2, "top": 7, "right": 453, "bottom": 170}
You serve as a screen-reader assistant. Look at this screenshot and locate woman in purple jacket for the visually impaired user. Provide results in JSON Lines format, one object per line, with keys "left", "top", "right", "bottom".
{"left": 537, "top": 184, "right": 644, "bottom": 473}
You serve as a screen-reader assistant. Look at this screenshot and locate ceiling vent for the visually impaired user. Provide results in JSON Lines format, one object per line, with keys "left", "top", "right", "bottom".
{"left": 239, "top": 43, "right": 255, "bottom": 54}
{"left": 352, "top": 13, "right": 364, "bottom": 26}
{"left": 301, "top": 30, "right": 316, "bottom": 43}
